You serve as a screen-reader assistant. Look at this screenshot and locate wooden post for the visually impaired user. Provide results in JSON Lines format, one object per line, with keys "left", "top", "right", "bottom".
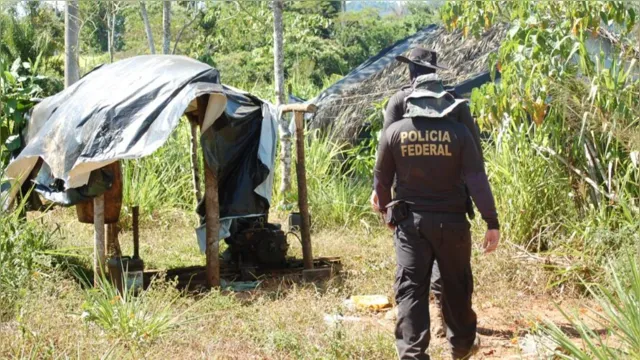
{"left": 281, "top": 104, "right": 317, "bottom": 271}
{"left": 294, "top": 111, "right": 313, "bottom": 270}
{"left": 196, "top": 95, "right": 220, "bottom": 288}
{"left": 106, "top": 223, "right": 121, "bottom": 257}
{"left": 204, "top": 165, "right": 220, "bottom": 288}
{"left": 94, "top": 195, "right": 106, "bottom": 285}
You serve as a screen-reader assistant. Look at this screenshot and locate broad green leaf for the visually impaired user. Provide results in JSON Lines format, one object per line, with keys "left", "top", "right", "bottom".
{"left": 508, "top": 23, "right": 521, "bottom": 38}
{"left": 3, "top": 71, "right": 16, "bottom": 84}
{"left": 4, "top": 135, "right": 21, "bottom": 152}
{"left": 10, "top": 58, "right": 21, "bottom": 73}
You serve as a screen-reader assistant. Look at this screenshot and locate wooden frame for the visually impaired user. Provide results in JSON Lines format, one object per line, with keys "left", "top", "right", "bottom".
{"left": 281, "top": 104, "right": 317, "bottom": 270}
{"left": 91, "top": 100, "right": 318, "bottom": 288}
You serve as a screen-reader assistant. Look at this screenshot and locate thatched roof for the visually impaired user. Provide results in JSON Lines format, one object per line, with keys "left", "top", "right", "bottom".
{"left": 309, "top": 25, "right": 507, "bottom": 140}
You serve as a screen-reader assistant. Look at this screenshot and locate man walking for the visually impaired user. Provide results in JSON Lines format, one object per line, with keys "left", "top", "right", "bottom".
{"left": 372, "top": 48, "right": 486, "bottom": 339}
{"left": 372, "top": 73, "right": 500, "bottom": 359}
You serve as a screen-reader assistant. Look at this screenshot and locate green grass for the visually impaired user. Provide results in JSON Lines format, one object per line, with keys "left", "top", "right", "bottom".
{"left": 0, "top": 193, "right": 54, "bottom": 321}
{"left": 542, "top": 252, "right": 640, "bottom": 359}
{"left": 121, "top": 120, "right": 196, "bottom": 222}
{"left": 271, "top": 131, "right": 379, "bottom": 231}
{"left": 80, "top": 273, "right": 210, "bottom": 346}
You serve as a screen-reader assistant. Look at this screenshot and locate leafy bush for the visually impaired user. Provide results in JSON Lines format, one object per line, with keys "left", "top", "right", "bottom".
{"left": 0, "top": 56, "right": 62, "bottom": 166}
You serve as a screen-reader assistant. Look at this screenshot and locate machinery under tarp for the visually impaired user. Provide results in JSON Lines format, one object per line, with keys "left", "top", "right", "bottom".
{"left": 1, "top": 55, "right": 278, "bottom": 245}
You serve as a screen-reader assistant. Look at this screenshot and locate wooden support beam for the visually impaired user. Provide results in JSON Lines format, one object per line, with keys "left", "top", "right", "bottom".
{"left": 106, "top": 223, "right": 121, "bottom": 257}
{"left": 204, "top": 164, "right": 220, "bottom": 288}
{"left": 293, "top": 110, "right": 314, "bottom": 270}
{"left": 281, "top": 103, "right": 317, "bottom": 114}
{"left": 196, "top": 94, "right": 220, "bottom": 288}
{"left": 93, "top": 195, "right": 106, "bottom": 286}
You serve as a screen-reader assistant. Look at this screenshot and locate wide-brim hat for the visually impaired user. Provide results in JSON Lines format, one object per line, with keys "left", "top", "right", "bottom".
{"left": 396, "top": 47, "right": 447, "bottom": 71}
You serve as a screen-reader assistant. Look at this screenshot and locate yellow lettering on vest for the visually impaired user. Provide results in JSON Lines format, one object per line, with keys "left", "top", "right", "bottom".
{"left": 418, "top": 131, "right": 425, "bottom": 142}
{"left": 408, "top": 144, "right": 415, "bottom": 156}
{"left": 445, "top": 144, "right": 452, "bottom": 156}
{"left": 437, "top": 144, "right": 445, "bottom": 156}
{"left": 401, "top": 145, "right": 408, "bottom": 157}
{"left": 400, "top": 132, "right": 407, "bottom": 143}
{"left": 430, "top": 144, "right": 437, "bottom": 155}
{"left": 415, "top": 143, "right": 422, "bottom": 156}
{"left": 429, "top": 130, "right": 438, "bottom": 142}
{"left": 423, "top": 143, "right": 430, "bottom": 155}
{"left": 408, "top": 131, "right": 417, "bottom": 142}
{"left": 442, "top": 131, "right": 451, "bottom": 142}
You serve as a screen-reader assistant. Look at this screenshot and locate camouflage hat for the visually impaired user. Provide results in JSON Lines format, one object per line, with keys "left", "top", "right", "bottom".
{"left": 404, "top": 74, "right": 467, "bottom": 118}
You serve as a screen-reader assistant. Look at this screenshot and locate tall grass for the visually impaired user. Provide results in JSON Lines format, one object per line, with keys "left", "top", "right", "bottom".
{"left": 121, "top": 120, "right": 196, "bottom": 220}
{"left": 542, "top": 252, "right": 640, "bottom": 359}
{"left": 271, "top": 131, "right": 379, "bottom": 230}
{"left": 0, "top": 189, "right": 53, "bottom": 321}
{"left": 485, "top": 121, "right": 578, "bottom": 251}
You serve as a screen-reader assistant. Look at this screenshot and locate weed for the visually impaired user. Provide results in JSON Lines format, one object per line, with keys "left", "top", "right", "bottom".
{"left": 79, "top": 273, "right": 208, "bottom": 346}
{"left": 0, "top": 192, "right": 53, "bottom": 321}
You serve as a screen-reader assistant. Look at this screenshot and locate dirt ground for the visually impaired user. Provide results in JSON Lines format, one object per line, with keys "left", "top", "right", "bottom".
{"left": 0, "top": 207, "right": 605, "bottom": 359}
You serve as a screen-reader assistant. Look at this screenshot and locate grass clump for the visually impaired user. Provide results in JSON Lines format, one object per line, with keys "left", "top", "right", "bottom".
{"left": 80, "top": 274, "right": 208, "bottom": 345}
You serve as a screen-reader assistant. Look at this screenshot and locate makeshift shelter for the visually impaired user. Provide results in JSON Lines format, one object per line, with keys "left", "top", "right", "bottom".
{"left": 1, "top": 55, "right": 279, "bottom": 287}
{"left": 309, "top": 25, "right": 507, "bottom": 139}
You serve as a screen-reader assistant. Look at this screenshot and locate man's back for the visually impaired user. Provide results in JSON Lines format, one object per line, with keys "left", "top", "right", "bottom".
{"left": 377, "top": 116, "right": 484, "bottom": 213}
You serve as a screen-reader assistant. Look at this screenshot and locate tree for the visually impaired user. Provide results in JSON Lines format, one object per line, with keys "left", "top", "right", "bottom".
{"left": 139, "top": 1, "right": 155, "bottom": 54}
{"left": 273, "top": 0, "right": 292, "bottom": 193}
{"left": 105, "top": 2, "right": 127, "bottom": 63}
{"left": 162, "top": 1, "right": 171, "bottom": 54}
{"left": 65, "top": 0, "right": 79, "bottom": 87}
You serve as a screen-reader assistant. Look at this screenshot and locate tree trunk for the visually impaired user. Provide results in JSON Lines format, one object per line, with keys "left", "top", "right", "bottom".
{"left": 108, "top": 7, "right": 116, "bottom": 63}
{"left": 64, "top": 0, "right": 79, "bottom": 87}
{"left": 273, "top": 0, "right": 291, "bottom": 193}
{"left": 162, "top": 1, "right": 171, "bottom": 55}
{"left": 140, "top": 1, "right": 155, "bottom": 54}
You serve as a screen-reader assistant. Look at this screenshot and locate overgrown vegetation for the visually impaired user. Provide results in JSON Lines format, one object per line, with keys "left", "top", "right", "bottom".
{"left": 448, "top": 1, "right": 640, "bottom": 286}
{"left": 0, "top": 194, "right": 53, "bottom": 321}
{"left": 2, "top": 0, "right": 640, "bottom": 357}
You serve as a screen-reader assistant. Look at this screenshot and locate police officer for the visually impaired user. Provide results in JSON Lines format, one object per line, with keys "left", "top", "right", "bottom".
{"left": 372, "top": 48, "right": 486, "bottom": 339}
{"left": 372, "top": 74, "right": 500, "bottom": 359}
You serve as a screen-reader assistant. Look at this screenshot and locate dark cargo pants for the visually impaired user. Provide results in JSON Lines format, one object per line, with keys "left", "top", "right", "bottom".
{"left": 394, "top": 211, "right": 477, "bottom": 360}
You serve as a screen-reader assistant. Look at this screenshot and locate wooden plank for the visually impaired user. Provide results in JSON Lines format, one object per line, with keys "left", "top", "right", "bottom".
{"left": 93, "top": 194, "right": 105, "bottom": 286}
{"left": 294, "top": 111, "right": 314, "bottom": 270}
{"left": 204, "top": 164, "right": 220, "bottom": 287}
{"left": 281, "top": 103, "right": 317, "bottom": 114}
